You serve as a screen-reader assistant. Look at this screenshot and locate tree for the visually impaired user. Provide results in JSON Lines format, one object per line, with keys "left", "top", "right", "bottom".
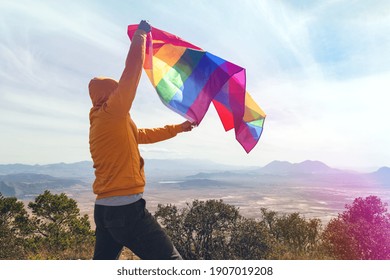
{"left": 260, "top": 208, "right": 323, "bottom": 259}
{"left": 28, "top": 190, "right": 94, "bottom": 259}
{"left": 152, "top": 203, "right": 187, "bottom": 256}
{"left": 0, "top": 193, "right": 31, "bottom": 259}
{"left": 155, "top": 199, "right": 241, "bottom": 259}
{"left": 323, "top": 196, "right": 390, "bottom": 259}
{"left": 230, "top": 217, "right": 274, "bottom": 259}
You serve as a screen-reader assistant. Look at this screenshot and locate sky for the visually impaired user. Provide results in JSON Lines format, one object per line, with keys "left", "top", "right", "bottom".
{"left": 0, "top": 0, "right": 389, "bottom": 171}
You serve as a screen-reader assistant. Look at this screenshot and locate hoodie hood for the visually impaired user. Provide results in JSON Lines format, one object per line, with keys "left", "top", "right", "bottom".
{"left": 89, "top": 77, "right": 118, "bottom": 107}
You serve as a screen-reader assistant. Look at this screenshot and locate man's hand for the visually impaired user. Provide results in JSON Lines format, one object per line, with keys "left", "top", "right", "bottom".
{"left": 138, "top": 20, "right": 151, "bottom": 33}
{"left": 181, "top": 121, "right": 196, "bottom": 132}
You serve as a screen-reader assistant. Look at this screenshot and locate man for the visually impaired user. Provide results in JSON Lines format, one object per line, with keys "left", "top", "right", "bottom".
{"left": 89, "top": 20, "right": 193, "bottom": 260}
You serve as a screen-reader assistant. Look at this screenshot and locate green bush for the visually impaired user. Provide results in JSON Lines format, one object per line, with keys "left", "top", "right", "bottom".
{"left": 0, "top": 191, "right": 94, "bottom": 260}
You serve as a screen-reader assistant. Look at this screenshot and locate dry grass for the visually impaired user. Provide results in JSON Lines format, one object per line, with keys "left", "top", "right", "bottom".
{"left": 118, "top": 247, "right": 140, "bottom": 260}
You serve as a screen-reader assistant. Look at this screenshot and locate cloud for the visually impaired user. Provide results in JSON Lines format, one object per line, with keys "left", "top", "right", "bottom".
{"left": 237, "top": 0, "right": 390, "bottom": 84}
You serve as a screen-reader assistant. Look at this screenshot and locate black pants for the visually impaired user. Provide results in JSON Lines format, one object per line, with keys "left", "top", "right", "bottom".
{"left": 93, "top": 199, "right": 182, "bottom": 260}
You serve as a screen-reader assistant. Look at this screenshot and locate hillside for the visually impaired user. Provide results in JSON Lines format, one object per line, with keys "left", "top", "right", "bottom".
{"left": 0, "top": 161, "right": 94, "bottom": 179}
{"left": 0, "top": 173, "right": 85, "bottom": 199}
{"left": 370, "top": 167, "right": 390, "bottom": 186}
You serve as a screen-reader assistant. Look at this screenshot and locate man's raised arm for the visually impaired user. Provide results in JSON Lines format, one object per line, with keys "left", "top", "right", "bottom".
{"left": 109, "top": 20, "right": 151, "bottom": 114}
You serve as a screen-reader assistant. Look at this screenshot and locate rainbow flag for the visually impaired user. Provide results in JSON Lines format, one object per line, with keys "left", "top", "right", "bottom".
{"left": 128, "top": 25, "right": 266, "bottom": 153}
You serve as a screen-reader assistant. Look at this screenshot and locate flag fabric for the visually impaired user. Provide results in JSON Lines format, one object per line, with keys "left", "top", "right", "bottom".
{"left": 128, "top": 25, "right": 266, "bottom": 153}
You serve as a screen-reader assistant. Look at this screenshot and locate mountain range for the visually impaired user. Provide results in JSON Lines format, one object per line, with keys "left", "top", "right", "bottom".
{"left": 0, "top": 159, "right": 236, "bottom": 179}
{"left": 258, "top": 160, "right": 340, "bottom": 175}
{"left": 0, "top": 159, "right": 389, "bottom": 199}
{"left": 0, "top": 173, "right": 84, "bottom": 197}
{"left": 187, "top": 160, "right": 389, "bottom": 186}
{"left": 1, "top": 159, "right": 388, "bottom": 177}
{"left": 0, "top": 161, "right": 95, "bottom": 179}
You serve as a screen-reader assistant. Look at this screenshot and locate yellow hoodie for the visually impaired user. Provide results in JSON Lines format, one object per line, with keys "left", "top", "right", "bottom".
{"left": 89, "top": 29, "right": 183, "bottom": 199}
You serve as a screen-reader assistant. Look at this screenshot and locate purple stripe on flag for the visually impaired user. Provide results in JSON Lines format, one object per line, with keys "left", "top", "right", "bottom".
{"left": 186, "top": 64, "right": 232, "bottom": 123}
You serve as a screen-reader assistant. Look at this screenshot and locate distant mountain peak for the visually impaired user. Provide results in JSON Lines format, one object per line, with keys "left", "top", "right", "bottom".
{"left": 371, "top": 167, "right": 390, "bottom": 183}
{"left": 294, "top": 160, "right": 331, "bottom": 171}
{"left": 298, "top": 160, "right": 329, "bottom": 166}
{"left": 262, "top": 160, "right": 292, "bottom": 168}
{"left": 377, "top": 166, "right": 390, "bottom": 173}
{"left": 260, "top": 160, "right": 336, "bottom": 175}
